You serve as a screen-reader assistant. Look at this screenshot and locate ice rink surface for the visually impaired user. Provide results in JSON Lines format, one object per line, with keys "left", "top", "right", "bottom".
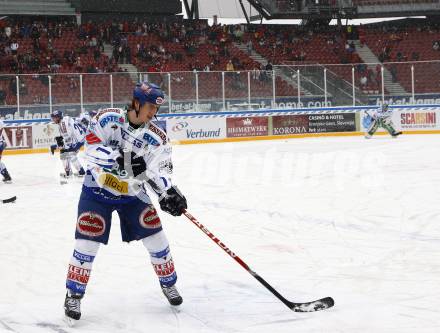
{"left": 1, "top": 134, "right": 440, "bottom": 333}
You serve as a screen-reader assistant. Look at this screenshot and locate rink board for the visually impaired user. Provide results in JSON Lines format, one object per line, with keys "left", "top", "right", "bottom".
{"left": 2, "top": 105, "right": 440, "bottom": 154}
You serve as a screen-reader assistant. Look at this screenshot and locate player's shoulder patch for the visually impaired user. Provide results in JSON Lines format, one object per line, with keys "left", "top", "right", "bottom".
{"left": 96, "top": 108, "right": 124, "bottom": 121}
{"left": 148, "top": 122, "right": 167, "bottom": 145}
{"left": 96, "top": 108, "right": 125, "bottom": 128}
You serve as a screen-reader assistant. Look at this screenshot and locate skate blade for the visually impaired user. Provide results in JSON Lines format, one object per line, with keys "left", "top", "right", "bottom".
{"left": 2, "top": 180, "right": 12, "bottom": 184}
{"left": 64, "top": 315, "right": 78, "bottom": 327}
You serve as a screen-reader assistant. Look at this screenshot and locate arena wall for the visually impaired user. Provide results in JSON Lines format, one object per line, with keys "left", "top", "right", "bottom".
{"left": 2, "top": 105, "right": 439, "bottom": 155}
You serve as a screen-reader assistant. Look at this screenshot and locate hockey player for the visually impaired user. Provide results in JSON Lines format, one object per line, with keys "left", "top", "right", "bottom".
{"left": 0, "top": 119, "right": 12, "bottom": 183}
{"left": 50, "top": 110, "right": 86, "bottom": 179}
{"left": 364, "top": 104, "right": 402, "bottom": 139}
{"left": 77, "top": 109, "right": 97, "bottom": 130}
{"left": 63, "top": 82, "right": 187, "bottom": 324}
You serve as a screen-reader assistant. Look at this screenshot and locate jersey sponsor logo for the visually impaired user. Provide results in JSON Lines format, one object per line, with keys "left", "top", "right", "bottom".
{"left": 99, "top": 115, "right": 124, "bottom": 128}
{"left": 73, "top": 250, "right": 95, "bottom": 264}
{"left": 148, "top": 123, "right": 167, "bottom": 144}
{"left": 96, "top": 108, "right": 122, "bottom": 121}
{"left": 99, "top": 173, "right": 129, "bottom": 194}
{"left": 121, "top": 129, "right": 143, "bottom": 148}
{"left": 86, "top": 132, "right": 102, "bottom": 144}
{"left": 139, "top": 206, "right": 162, "bottom": 229}
{"left": 77, "top": 212, "right": 106, "bottom": 237}
{"left": 143, "top": 133, "right": 160, "bottom": 146}
{"left": 153, "top": 259, "right": 175, "bottom": 277}
{"left": 67, "top": 264, "right": 91, "bottom": 284}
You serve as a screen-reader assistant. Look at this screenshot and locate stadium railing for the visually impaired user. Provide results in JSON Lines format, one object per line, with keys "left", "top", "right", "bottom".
{"left": 0, "top": 60, "right": 439, "bottom": 119}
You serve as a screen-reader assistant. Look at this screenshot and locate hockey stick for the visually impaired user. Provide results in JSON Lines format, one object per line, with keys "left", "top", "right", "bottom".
{"left": 182, "top": 210, "right": 334, "bottom": 312}
{"left": 1, "top": 196, "right": 16, "bottom": 204}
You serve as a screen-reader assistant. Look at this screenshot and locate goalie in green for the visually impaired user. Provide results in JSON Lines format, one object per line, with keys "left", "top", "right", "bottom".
{"left": 363, "top": 104, "right": 402, "bottom": 139}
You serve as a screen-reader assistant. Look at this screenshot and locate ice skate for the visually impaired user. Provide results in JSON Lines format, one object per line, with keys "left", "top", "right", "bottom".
{"left": 64, "top": 292, "right": 83, "bottom": 326}
{"left": 60, "top": 170, "right": 72, "bottom": 185}
{"left": 161, "top": 284, "right": 183, "bottom": 306}
{"left": 1, "top": 169, "right": 12, "bottom": 183}
{"left": 74, "top": 167, "right": 86, "bottom": 177}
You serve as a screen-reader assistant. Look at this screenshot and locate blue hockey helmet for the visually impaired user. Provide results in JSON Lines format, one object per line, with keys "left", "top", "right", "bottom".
{"left": 50, "top": 110, "right": 63, "bottom": 119}
{"left": 89, "top": 109, "right": 98, "bottom": 118}
{"left": 133, "top": 82, "right": 165, "bottom": 107}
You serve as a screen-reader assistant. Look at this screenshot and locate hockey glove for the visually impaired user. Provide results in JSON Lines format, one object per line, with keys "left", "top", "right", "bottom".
{"left": 159, "top": 186, "right": 187, "bottom": 216}
{"left": 116, "top": 150, "right": 147, "bottom": 177}
{"left": 50, "top": 144, "right": 57, "bottom": 155}
{"left": 60, "top": 147, "right": 73, "bottom": 154}
{"left": 60, "top": 142, "right": 83, "bottom": 154}
{"left": 55, "top": 136, "right": 64, "bottom": 148}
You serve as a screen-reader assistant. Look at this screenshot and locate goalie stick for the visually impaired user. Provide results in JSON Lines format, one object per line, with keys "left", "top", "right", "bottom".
{"left": 182, "top": 210, "right": 334, "bottom": 312}
{"left": 1, "top": 196, "right": 16, "bottom": 204}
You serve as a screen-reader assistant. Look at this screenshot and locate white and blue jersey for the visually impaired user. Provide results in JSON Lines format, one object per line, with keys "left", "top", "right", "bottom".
{"left": 57, "top": 116, "right": 87, "bottom": 151}
{"left": 82, "top": 108, "right": 173, "bottom": 204}
{"left": 0, "top": 120, "right": 5, "bottom": 152}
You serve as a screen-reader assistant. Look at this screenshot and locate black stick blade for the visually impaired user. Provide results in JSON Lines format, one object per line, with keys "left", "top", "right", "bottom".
{"left": 2, "top": 196, "right": 17, "bottom": 204}
{"left": 290, "top": 297, "right": 334, "bottom": 312}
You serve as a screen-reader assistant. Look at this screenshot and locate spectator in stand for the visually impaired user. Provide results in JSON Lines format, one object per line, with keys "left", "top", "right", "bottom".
{"left": 124, "top": 45, "right": 131, "bottom": 64}
{"left": 389, "top": 64, "right": 397, "bottom": 83}
{"left": 396, "top": 51, "right": 405, "bottom": 62}
{"left": 265, "top": 61, "right": 273, "bottom": 72}
{"left": 20, "top": 81, "right": 27, "bottom": 95}
{"left": 226, "top": 60, "right": 234, "bottom": 71}
{"left": 0, "top": 90, "right": 6, "bottom": 105}
{"left": 75, "top": 56, "right": 82, "bottom": 71}
{"left": 360, "top": 75, "right": 367, "bottom": 88}
{"left": 10, "top": 41, "right": 18, "bottom": 55}
{"left": 31, "top": 25, "right": 40, "bottom": 40}
{"left": 246, "top": 39, "right": 253, "bottom": 55}
{"left": 5, "top": 25, "right": 11, "bottom": 39}
{"left": 94, "top": 48, "right": 101, "bottom": 62}
{"left": 259, "top": 64, "right": 267, "bottom": 82}
{"left": 252, "top": 65, "right": 260, "bottom": 80}
{"left": 4, "top": 43, "right": 11, "bottom": 56}
{"left": 433, "top": 41, "right": 440, "bottom": 51}
{"left": 411, "top": 51, "right": 420, "bottom": 61}
{"left": 233, "top": 26, "right": 244, "bottom": 43}
{"left": 10, "top": 78, "right": 16, "bottom": 96}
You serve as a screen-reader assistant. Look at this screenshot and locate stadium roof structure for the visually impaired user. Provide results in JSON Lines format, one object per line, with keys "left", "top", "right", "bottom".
{"left": 184, "top": 0, "right": 440, "bottom": 23}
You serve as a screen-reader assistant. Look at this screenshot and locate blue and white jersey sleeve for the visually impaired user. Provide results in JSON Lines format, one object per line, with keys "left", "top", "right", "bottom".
{"left": 83, "top": 108, "right": 125, "bottom": 170}
{"left": 142, "top": 122, "right": 174, "bottom": 196}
